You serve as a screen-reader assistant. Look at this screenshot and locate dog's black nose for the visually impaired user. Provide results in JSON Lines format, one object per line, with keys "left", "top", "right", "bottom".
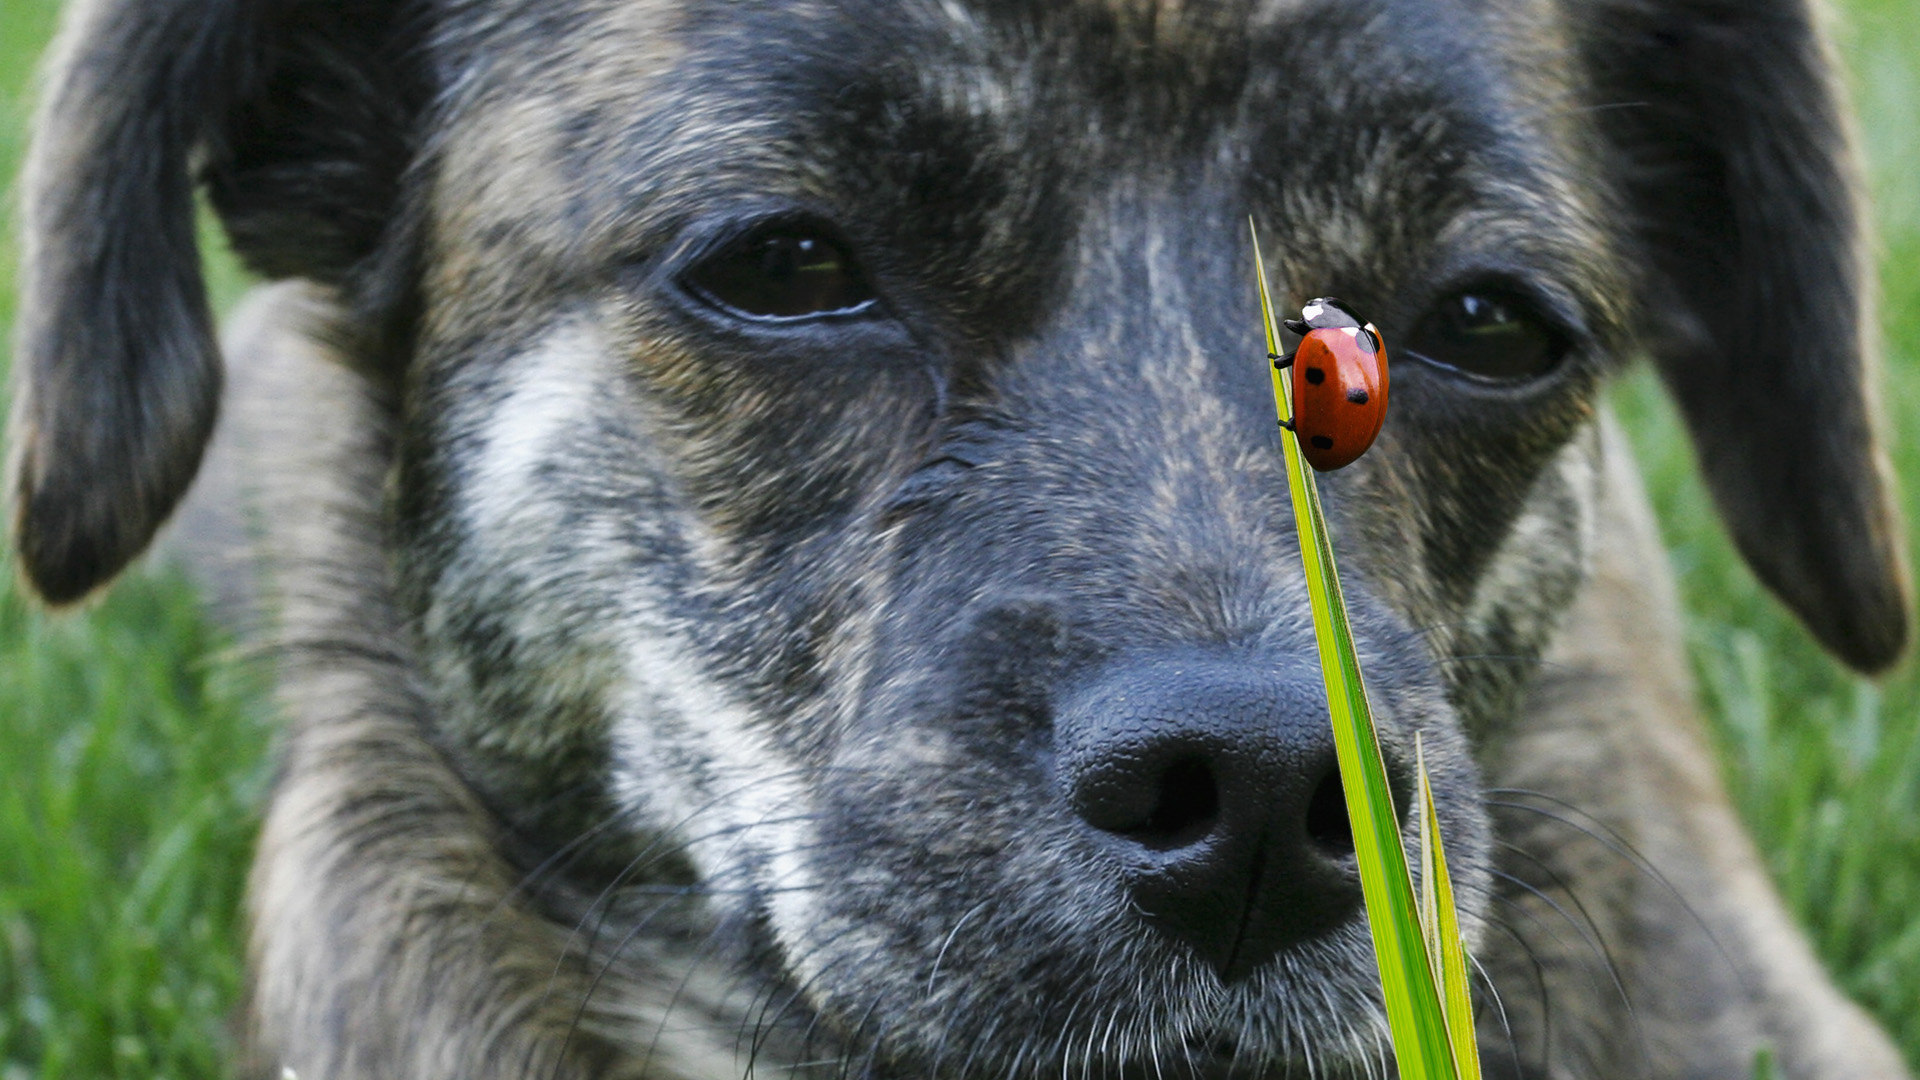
{"left": 1055, "top": 652, "right": 1375, "bottom": 983}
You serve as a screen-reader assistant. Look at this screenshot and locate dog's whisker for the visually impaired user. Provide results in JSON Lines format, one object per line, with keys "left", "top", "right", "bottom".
{"left": 740, "top": 924, "right": 876, "bottom": 1075}
{"left": 832, "top": 975, "right": 893, "bottom": 1080}
{"left": 1492, "top": 838, "right": 1639, "bottom": 1019}
{"left": 573, "top": 855, "right": 808, "bottom": 1074}
{"left": 560, "top": 777, "right": 808, "bottom": 953}
{"left": 1482, "top": 914, "right": 1555, "bottom": 1070}
{"left": 499, "top": 808, "right": 629, "bottom": 897}
{"left": 553, "top": 882, "right": 700, "bottom": 1080}
{"left": 508, "top": 764, "right": 885, "bottom": 908}
{"left": 1432, "top": 653, "right": 1573, "bottom": 674}
{"left": 640, "top": 910, "right": 758, "bottom": 1078}
{"left": 1486, "top": 866, "right": 1652, "bottom": 1075}
{"left": 925, "top": 899, "right": 993, "bottom": 1002}
{"left": 775, "top": 934, "right": 901, "bottom": 1078}
{"left": 632, "top": 795, "right": 875, "bottom": 1077}
{"left": 1468, "top": 949, "right": 1525, "bottom": 1080}
{"left": 1486, "top": 789, "right": 1745, "bottom": 984}
{"left": 562, "top": 793, "right": 844, "bottom": 943}
{"left": 942, "top": 1014, "right": 987, "bottom": 1080}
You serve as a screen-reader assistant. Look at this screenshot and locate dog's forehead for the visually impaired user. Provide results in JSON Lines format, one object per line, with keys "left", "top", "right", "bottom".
{"left": 566, "top": 0, "right": 1538, "bottom": 137}
{"left": 428, "top": 0, "right": 1605, "bottom": 315}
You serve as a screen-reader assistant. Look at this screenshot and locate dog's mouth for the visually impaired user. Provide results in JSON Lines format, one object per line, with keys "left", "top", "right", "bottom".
{"left": 845, "top": 996, "right": 1395, "bottom": 1080}
{"left": 758, "top": 977, "right": 1393, "bottom": 1080}
{"left": 1109, "top": 1030, "right": 1385, "bottom": 1080}
{"left": 733, "top": 839, "right": 1400, "bottom": 1080}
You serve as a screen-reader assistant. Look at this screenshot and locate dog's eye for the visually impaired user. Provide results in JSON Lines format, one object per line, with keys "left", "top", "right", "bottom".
{"left": 1403, "top": 289, "right": 1568, "bottom": 381}
{"left": 683, "top": 227, "right": 875, "bottom": 321}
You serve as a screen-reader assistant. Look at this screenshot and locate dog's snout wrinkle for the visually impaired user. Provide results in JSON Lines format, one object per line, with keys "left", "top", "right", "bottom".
{"left": 881, "top": 414, "right": 1010, "bottom": 521}
{"left": 1054, "top": 651, "right": 1372, "bottom": 983}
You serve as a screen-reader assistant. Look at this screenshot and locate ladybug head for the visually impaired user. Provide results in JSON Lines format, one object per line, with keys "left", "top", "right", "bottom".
{"left": 1300, "top": 297, "right": 1365, "bottom": 331}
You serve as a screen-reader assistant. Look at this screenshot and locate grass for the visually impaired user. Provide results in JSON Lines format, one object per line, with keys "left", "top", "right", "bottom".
{"left": 1, "top": 1, "right": 1918, "bottom": 1076}
{"left": 0, "top": 574, "right": 267, "bottom": 1080}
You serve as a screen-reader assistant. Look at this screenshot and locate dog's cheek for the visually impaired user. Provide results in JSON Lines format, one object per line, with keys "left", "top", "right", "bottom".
{"left": 756, "top": 717, "right": 1136, "bottom": 1052}
{"left": 1318, "top": 442, "right": 1447, "bottom": 644}
{"left": 402, "top": 320, "right": 740, "bottom": 853}
{"left": 430, "top": 317, "right": 831, "bottom": 902}
{"left": 1452, "top": 422, "right": 1602, "bottom": 733}
{"left": 604, "top": 641, "right": 820, "bottom": 915}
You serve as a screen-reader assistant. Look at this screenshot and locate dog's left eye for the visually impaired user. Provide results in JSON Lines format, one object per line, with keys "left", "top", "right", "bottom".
{"left": 1403, "top": 288, "right": 1568, "bottom": 381}
{"left": 683, "top": 227, "right": 876, "bottom": 321}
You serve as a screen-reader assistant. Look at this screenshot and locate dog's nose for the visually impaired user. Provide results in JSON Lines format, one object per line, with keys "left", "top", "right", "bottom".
{"left": 1054, "top": 652, "right": 1377, "bottom": 983}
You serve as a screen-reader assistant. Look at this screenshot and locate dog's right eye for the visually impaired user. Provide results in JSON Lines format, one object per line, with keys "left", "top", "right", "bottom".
{"left": 1402, "top": 288, "right": 1569, "bottom": 382}
{"left": 683, "top": 227, "right": 876, "bottom": 321}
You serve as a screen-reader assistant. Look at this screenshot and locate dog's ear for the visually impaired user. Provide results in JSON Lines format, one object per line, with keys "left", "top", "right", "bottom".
{"left": 8, "top": 0, "right": 427, "bottom": 605}
{"left": 1577, "top": 0, "right": 1912, "bottom": 673}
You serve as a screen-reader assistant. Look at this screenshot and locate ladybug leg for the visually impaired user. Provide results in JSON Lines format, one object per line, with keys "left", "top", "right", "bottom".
{"left": 1277, "top": 417, "right": 1295, "bottom": 432}
{"left": 1283, "top": 318, "right": 1310, "bottom": 336}
{"left": 1270, "top": 350, "right": 1295, "bottom": 370}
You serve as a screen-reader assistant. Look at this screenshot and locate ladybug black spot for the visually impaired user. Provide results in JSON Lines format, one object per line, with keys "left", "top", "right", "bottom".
{"left": 1305, "top": 367, "right": 1326, "bottom": 384}
{"left": 1310, "top": 435, "right": 1334, "bottom": 450}
{"left": 1346, "top": 388, "right": 1369, "bottom": 404}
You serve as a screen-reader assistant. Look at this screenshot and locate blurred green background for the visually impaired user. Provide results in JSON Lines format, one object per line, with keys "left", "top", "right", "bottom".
{"left": 2, "top": 0, "right": 1918, "bottom": 1075}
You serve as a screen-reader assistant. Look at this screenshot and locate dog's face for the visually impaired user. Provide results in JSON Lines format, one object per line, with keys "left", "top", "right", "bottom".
{"left": 9, "top": 0, "right": 1911, "bottom": 1076}
{"left": 397, "top": 2, "right": 1631, "bottom": 1067}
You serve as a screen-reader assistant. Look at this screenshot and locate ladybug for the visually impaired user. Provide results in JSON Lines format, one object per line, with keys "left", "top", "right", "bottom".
{"left": 1271, "top": 297, "right": 1389, "bottom": 471}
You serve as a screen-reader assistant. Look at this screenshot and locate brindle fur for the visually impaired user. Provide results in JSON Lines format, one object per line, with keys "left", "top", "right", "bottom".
{"left": 10, "top": 0, "right": 1913, "bottom": 1077}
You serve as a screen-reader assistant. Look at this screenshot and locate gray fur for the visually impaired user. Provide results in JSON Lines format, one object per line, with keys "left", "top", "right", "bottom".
{"left": 11, "top": 0, "right": 1911, "bottom": 1077}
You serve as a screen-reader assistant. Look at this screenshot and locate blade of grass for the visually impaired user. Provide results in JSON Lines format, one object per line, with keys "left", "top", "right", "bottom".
{"left": 1418, "top": 736, "right": 1483, "bottom": 1079}
{"left": 1249, "top": 222, "right": 1460, "bottom": 1080}
{"left": 1418, "top": 738, "right": 1442, "bottom": 988}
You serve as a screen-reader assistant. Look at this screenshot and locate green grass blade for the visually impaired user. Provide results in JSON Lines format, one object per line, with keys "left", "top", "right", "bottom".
{"left": 1417, "top": 737, "right": 1442, "bottom": 986}
{"left": 1250, "top": 223, "right": 1460, "bottom": 1080}
{"left": 1418, "top": 737, "right": 1484, "bottom": 1079}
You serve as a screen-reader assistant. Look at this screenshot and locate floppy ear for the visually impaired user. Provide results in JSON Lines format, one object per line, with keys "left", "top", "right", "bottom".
{"left": 1577, "top": 0, "right": 1912, "bottom": 673}
{"left": 7, "top": 0, "right": 427, "bottom": 604}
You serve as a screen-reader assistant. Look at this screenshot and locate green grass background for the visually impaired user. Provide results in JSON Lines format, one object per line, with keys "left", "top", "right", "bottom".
{"left": 2, "top": 0, "right": 1919, "bottom": 1074}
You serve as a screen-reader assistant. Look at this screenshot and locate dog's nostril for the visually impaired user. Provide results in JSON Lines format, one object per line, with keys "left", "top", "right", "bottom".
{"left": 1305, "top": 767, "right": 1354, "bottom": 856}
{"left": 1131, "top": 756, "right": 1220, "bottom": 849}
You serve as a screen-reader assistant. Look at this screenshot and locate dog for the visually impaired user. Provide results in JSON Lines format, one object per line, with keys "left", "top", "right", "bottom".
{"left": 10, "top": 0, "right": 1915, "bottom": 1076}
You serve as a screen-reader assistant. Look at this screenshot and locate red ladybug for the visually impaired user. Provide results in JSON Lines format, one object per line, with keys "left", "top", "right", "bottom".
{"left": 1272, "top": 297, "right": 1389, "bottom": 471}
